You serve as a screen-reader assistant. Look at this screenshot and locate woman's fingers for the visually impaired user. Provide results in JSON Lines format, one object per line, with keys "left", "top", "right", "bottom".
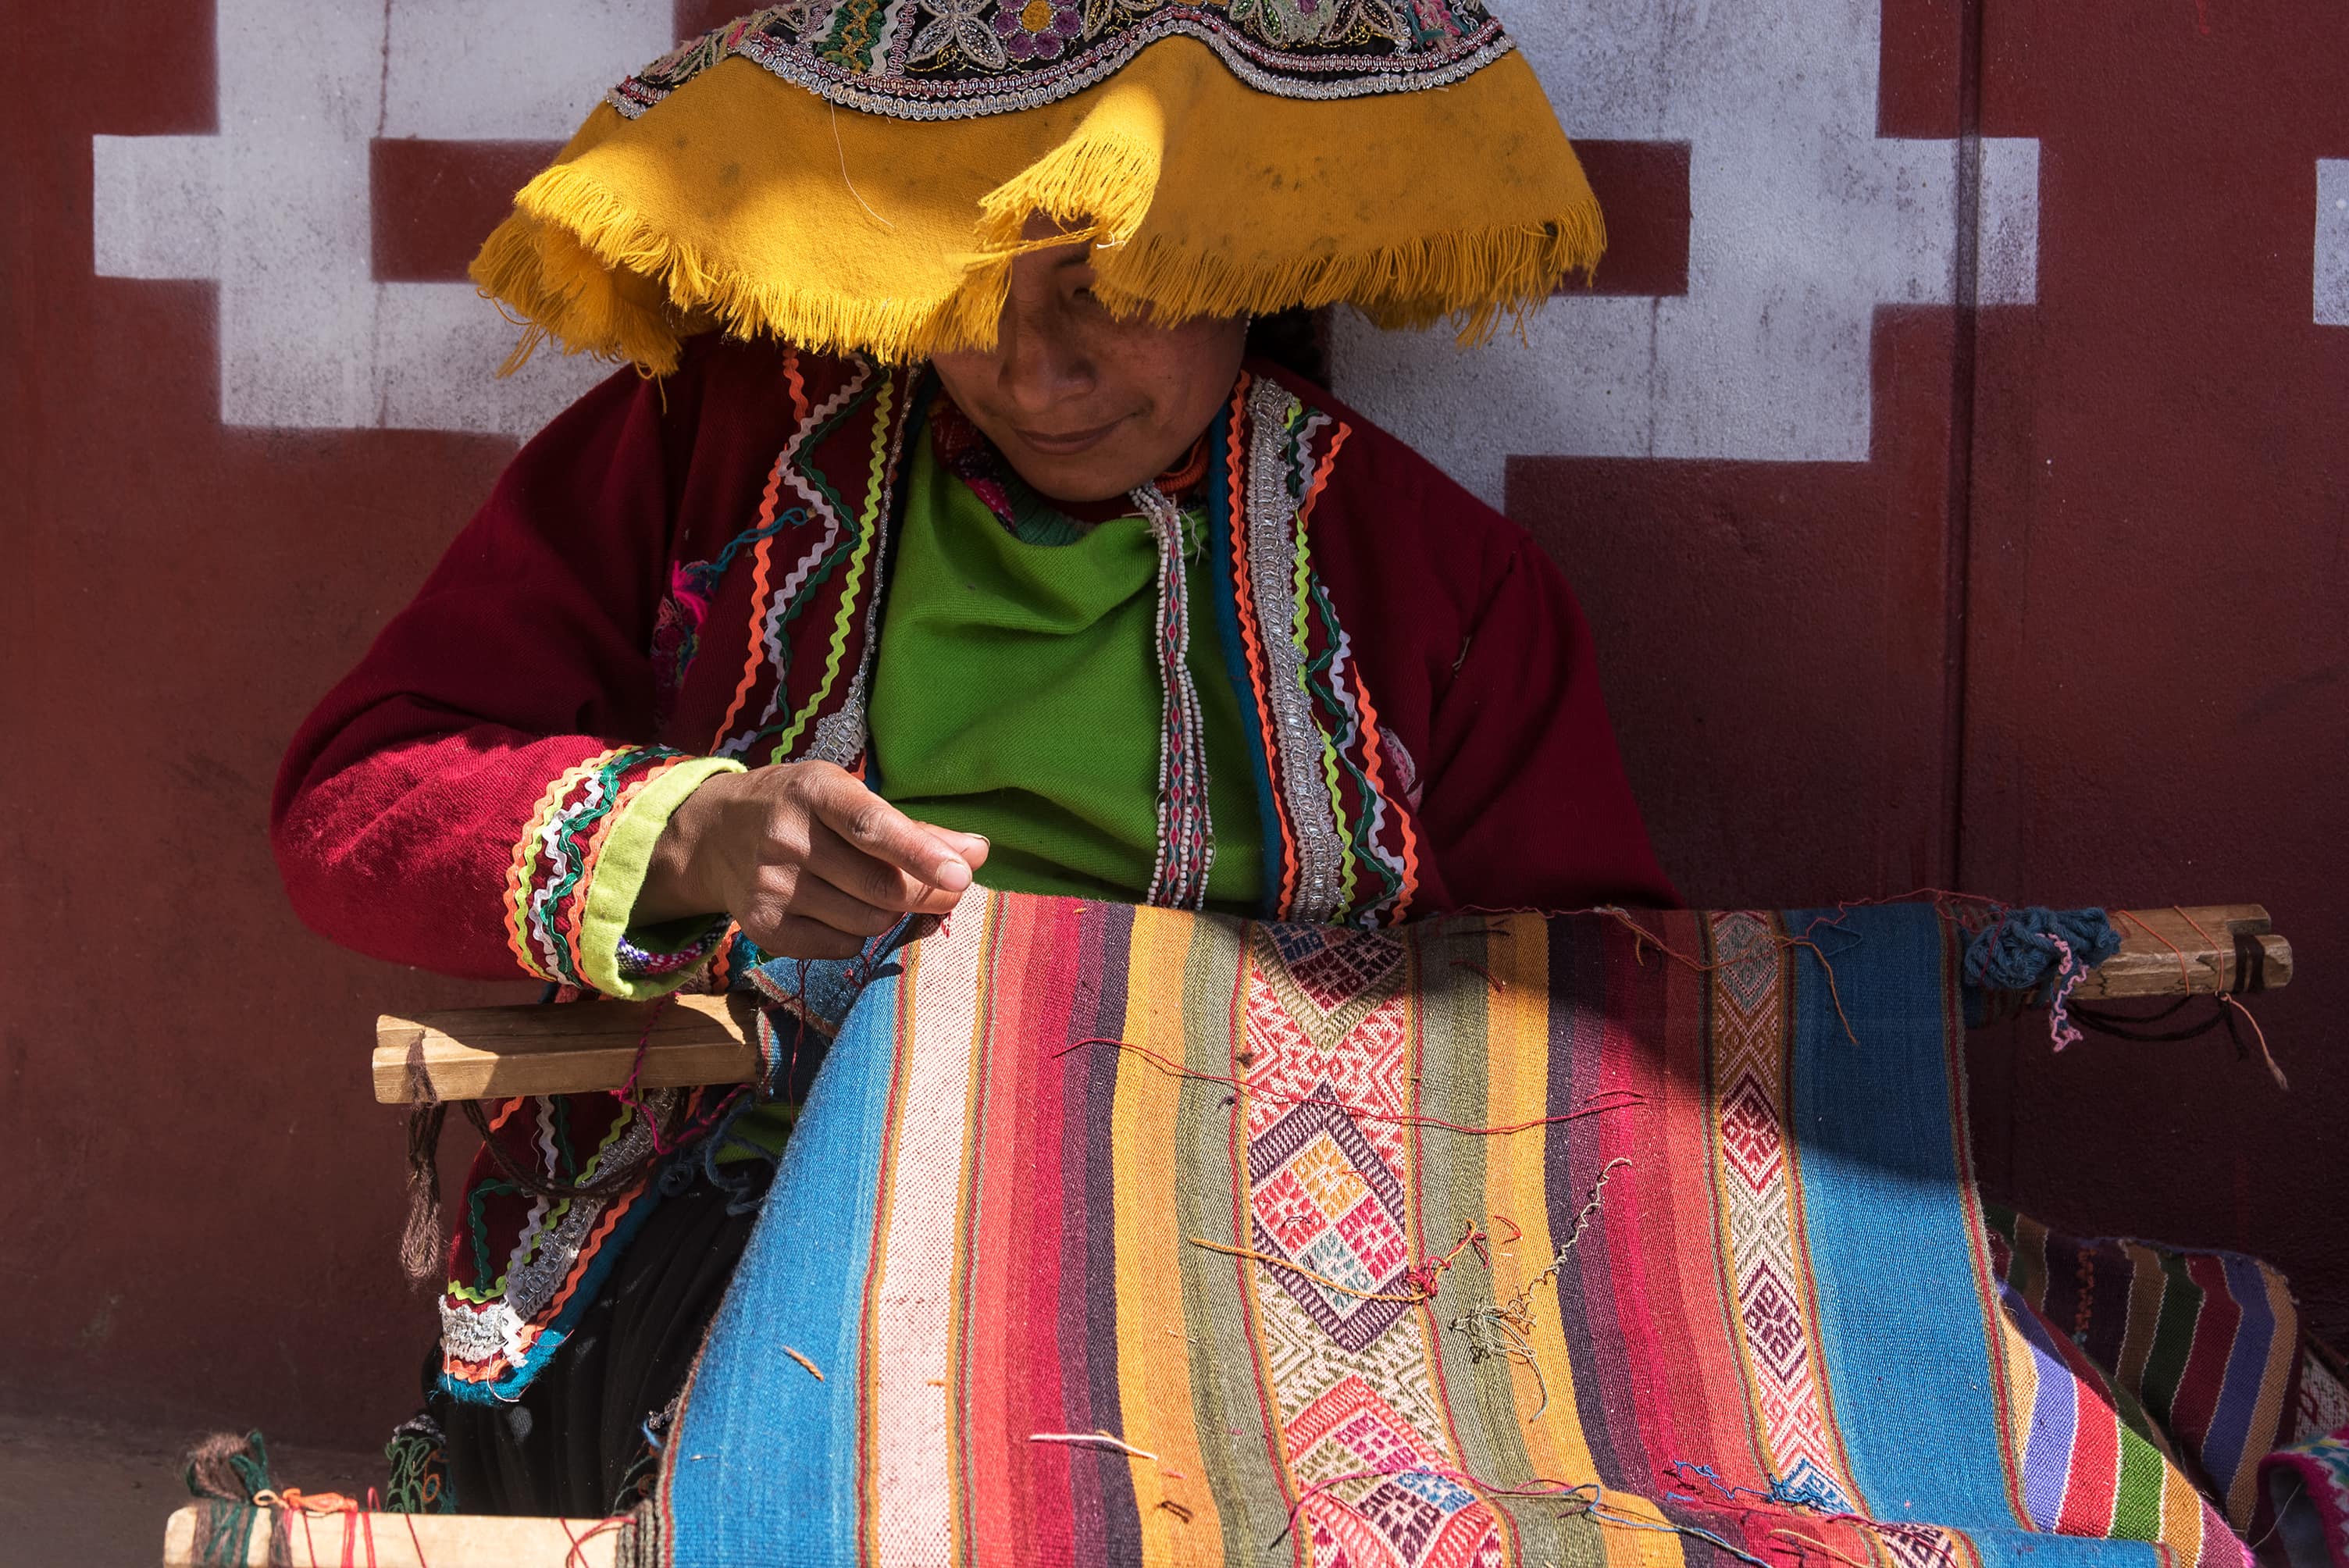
{"left": 806, "top": 823, "right": 969, "bottom": 914}
{"left": 804, "top": 769, "right": 975, "bottom": 894}
{"left": 947, "top": 831, "right": 992, "bottom": 871}
{"left": 782, "top": 875, "right": 904, "bottom": 940}
{"left": 743, "top": 913, "right": 870, "bottom": 962}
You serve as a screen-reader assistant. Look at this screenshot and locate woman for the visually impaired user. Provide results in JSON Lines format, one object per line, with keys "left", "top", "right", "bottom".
{"left": 273, "top": 2, "right": 1675, "bottom": 1517}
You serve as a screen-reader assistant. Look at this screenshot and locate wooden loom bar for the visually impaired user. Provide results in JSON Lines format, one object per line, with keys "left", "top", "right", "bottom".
{"left": 162, "top": 1503, "right": 618, "bottom": 1566}
{"left": 372, "top": 991, "right": 761, "bottom": 1104}
{"left": 2064, "top": 903, "right": 2290, "bottom": 1000}
{"left": 369, "top": 905, "right": 2292, "bottom": 1104}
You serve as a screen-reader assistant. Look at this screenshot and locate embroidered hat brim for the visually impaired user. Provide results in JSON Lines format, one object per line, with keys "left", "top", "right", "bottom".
{"left": 472, "top": 6, "right": 1606, "bottom": 372}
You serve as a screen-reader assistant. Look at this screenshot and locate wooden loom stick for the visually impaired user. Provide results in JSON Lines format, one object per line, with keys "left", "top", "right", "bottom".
{"left": 372, "top": 991, "right": 760, "bottom": 1103}
{"left": 162, "top": 1502, "right": 620, "bottom": 1566}
{"left": 2066, "top": 903, "right": 2290, "bottom": 1000}
{"left": 369, "top": 906, "right": 2292, "bottom": 1103}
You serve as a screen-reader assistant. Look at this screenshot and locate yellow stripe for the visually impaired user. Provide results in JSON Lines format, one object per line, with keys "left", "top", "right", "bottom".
{"left": 1481, "top": 915, "right": 1601, "bottom": 1484}
{"left": 772, "top": 375, "right": 895, "bottom": 763}
{"left": 2156, "top": 1456, "right": 2205, "bottom": 1563}
{"left": 1992, "top": 1306, "right": 2042, "bottom": 1491}
{"left": 2117, "top": 1239, "right": 2169, "bottom": 1395}
{"left": 1112, "top": 907, "right": 1219, "bottom": 1564}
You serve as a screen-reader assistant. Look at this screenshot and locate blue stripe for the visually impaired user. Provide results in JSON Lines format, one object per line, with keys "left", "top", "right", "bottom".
{"left": 1788, "top": 904, "right": 2158, "bottom": 1568}
{"left": 664, "top": 968, "right": 904, "bottom": 1567}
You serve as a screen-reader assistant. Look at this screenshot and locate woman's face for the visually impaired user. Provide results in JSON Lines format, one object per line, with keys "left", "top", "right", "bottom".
{"left": 932, "top": 220, "right": 1247, "bottom": 504}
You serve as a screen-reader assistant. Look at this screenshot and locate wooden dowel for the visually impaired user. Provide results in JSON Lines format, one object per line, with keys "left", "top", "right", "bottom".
{"left": 373, "top": 992, "right": 760, "bottom": 1104}
{"left": 163, "top": 1503, "right": 618, "bottom": 1566}
{"left": 2067, "top": 904, "right": 2293, "bottom": 1000}
{"left": 370, "top": 905, "right": 2292, "bottom": 1103}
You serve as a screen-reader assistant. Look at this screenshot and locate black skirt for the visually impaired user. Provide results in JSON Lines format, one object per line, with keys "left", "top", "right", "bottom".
{"left": 427, "top": 1166, "right": 769, "bottom": 1517}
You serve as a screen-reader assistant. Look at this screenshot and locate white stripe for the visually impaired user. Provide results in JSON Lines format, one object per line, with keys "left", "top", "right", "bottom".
{"left": 867, "top": 901, "right": 991, "bottom": 1568}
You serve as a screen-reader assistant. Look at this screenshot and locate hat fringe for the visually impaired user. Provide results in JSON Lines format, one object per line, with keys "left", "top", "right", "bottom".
{"left": 1090, "top": 212, "right": 1605, "bottom": 347}
{"left": 476, "top": 155, "right": 1603, "bottom": 373}
{"left": 968, "top": 99, "right": 1602, "bottom": 341}
{"left": 472, "top": 165, "right": 1011, "bottom": 375}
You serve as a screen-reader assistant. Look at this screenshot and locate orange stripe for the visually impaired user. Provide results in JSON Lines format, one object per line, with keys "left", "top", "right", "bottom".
{"left": 541, "top": 1176, "right": 653, "bottom": 1322}
{"left": 710, "top": 458, "right": 790, "bottom": 752}
{"left": 1349, "top": 666, "right": 1420, "bottom": 925}
{"left": 1296, "top": 418, "right": 1349, "bottom": 533}
{"left": 783, "top": 344, "right": 810, "bottom": 424}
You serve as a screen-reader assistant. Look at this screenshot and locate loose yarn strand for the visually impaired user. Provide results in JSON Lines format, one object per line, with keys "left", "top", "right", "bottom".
{"left": 1054, "top": 1035, "right": 1645, "bottom": 1136}
{"left": 1029, "top": 1431, "right": 1161, "bottom": 1463}
{"left": 1452, "top": 1158, "right": 1631, "bottom": 1420}
{"left": 398, "top": 1057, "right": 450, "bottom": 1288}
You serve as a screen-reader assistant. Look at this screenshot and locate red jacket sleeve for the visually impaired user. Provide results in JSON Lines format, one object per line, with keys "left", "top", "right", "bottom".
{"left": 271, "top": 358, "right": 729, "bottom": 988}
{"left": 1419, "top": 536, "right": 1680, "bottom": 911}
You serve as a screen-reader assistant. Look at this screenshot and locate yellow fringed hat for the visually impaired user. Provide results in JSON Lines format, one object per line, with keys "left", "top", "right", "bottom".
{"left": 474, "top": 2, "right": 1603, "bottom": 372}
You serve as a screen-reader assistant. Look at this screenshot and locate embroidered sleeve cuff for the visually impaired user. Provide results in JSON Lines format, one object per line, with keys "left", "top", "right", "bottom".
{"left": 576, "top": 755, "right": 747, "bottom": 1000}
{"left": 501, "top": 746, "right": 745, "bottom": 997}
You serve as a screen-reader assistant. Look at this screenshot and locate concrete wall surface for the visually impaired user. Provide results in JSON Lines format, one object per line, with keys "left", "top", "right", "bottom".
{"left": 2, "top": 1, "right": 2341, "bottom": 1451}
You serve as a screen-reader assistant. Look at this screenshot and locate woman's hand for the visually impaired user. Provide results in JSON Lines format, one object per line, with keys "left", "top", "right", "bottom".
{"left": 636, "top": 762, "right": 989, "bottom": 959}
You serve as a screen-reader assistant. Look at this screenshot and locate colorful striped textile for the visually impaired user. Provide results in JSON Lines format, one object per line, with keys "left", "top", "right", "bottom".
{"left": 2262, "top": 1421, "right": 2349, "bottom": 1568}
{"left": 622, "top": 894, "right": 2255, "bottom": 1568}
{"left": 1984, "top": 1209, "right": 2300, "bottom": 1531}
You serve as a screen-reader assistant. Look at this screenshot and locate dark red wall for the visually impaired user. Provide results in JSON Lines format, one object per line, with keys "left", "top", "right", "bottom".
{"left": 2, "top": 2, "right": 2340, "bottom": 1452}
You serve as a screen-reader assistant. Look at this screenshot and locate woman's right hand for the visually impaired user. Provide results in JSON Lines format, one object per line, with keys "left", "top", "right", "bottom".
{"left": 636, "top": 761, "right": 990, "bottom": 960}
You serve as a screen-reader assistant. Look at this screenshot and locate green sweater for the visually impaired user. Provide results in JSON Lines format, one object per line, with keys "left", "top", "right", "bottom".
{"left": 865, "top": 436, "right": 1263, "bottom": 909}
{"left": 717, "top": 439, "right": 1264, "bottom": 1160}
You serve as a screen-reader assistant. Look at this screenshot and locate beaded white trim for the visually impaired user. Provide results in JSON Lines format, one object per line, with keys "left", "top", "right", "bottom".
{"left": 1243, "top": 378, "right": 1345, "bottom": 925}
{"left": 1134, "top": 483, "right": 1216, "bottom": 911}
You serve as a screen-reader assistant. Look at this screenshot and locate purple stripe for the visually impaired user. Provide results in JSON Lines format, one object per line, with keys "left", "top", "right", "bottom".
{"left": 2006, "top": 1285, "right": 2083, "bottom": 1530}
{"left": 2201, "top": 1252, "right": 2280, "bottom": 1503}
{"left": 1083, "top": 903, "right": 1142, "bottom": 1565}
{"left": 1545, "top": 920, "right": 1639, "bottom": 1488}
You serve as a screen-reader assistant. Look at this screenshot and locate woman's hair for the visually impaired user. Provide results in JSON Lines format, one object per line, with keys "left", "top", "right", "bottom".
{"left": 1245, "top": 308, "right": 1329, "bottom": 387}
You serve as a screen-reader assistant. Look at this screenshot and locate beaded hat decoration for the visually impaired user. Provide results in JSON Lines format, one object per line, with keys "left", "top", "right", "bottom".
{"left": 472, "top": 2, "right": 1606, "bottom": 371}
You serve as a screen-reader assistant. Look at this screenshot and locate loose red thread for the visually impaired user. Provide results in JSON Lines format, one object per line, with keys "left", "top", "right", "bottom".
{"left": 618, "top": 995, "right": 747, "bottom": 1157}
{"left": 1449, "top": 958, "right": 1506, "bottom": 991}
{"left": 561, "top": 1514, "right": 630, "bottom": 1566}
{"left": 2114, "top": 908, "right": 2194, "bottom": 992}
{"left": 1595, "top": 907, "right": 1864, "bottom": 1049}
{"left": 1052, "top": 1037, "right": 1647, "bottom": 1136}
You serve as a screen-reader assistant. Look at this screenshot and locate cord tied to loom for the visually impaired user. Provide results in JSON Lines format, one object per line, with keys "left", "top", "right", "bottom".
{"left": 1959, "top": 906, "right": 2121, "bottom": 1049}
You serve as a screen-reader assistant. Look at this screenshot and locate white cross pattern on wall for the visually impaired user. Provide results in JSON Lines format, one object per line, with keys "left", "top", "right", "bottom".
{"left": 1331, "top": 0, "right": 2044, "bottom": 504}
{"left": 91, "top": 0, "right": 674, "bottom": 437}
